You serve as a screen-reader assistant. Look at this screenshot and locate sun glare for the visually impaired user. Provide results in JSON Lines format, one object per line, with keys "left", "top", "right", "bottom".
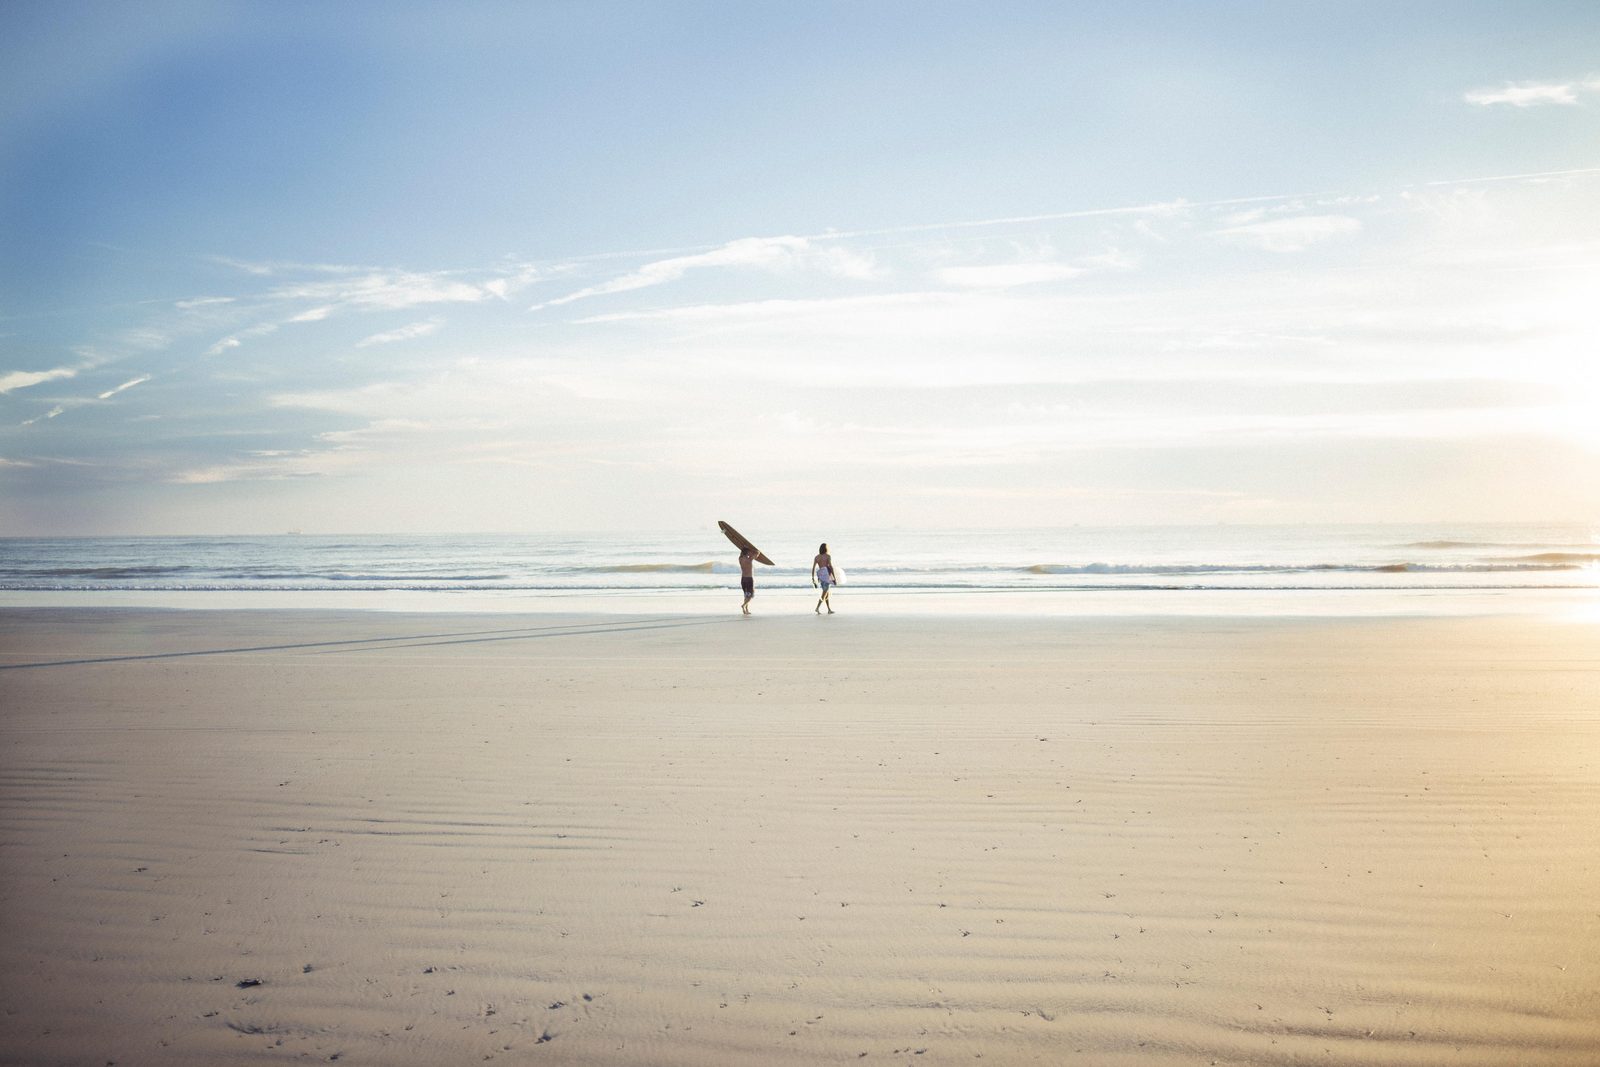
{"left": 1522, "top": 272, "right": 1600, "bottom": 448}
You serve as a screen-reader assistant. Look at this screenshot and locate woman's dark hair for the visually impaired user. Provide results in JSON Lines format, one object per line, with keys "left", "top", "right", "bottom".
{"left": 819, "top": 543, "right": 828, "bottom": 554}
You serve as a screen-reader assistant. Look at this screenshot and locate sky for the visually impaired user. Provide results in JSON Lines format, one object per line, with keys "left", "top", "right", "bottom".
{"left": 2, "top": 1, "right": 1598, "bottom": 535}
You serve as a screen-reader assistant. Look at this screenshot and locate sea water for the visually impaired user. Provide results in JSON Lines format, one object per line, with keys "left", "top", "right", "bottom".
{"left": 1, "top": 524, "right": 1596, "bottom": 616}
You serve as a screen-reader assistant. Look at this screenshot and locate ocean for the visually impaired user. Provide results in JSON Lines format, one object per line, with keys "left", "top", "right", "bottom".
{"left": 2, "top": 523, "right": 1596, "bottom": 615}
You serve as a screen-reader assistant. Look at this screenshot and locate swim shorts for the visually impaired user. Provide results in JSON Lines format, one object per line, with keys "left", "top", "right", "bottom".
{"left": 741, "top": 577, "right": 754, "bottom": 596}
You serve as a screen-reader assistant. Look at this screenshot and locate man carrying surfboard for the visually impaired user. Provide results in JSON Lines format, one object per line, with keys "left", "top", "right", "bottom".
{"left": 717, "top": 521, "right": 773, "bottom": 616}
{"left": 738, "top": 546, "right": 757, "bottom": 615}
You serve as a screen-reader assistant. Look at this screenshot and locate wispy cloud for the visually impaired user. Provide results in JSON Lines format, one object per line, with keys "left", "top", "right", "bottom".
{"left": 933, "top": 251, "right": 1135, "bottom": 289}
{"left": 1210, "top": 214, "right": 1361, "bottom": 253}
{"left": 935, "top": 261, "right": 1088, "bottom": 289}
{"left": 539, "top": 197, "right": 1327, "bottom": 310}
{"left": 0, "top": 366, "right": 77, "bottom": 395}
{"left": 97, "top": 375, "right": 151, "bottom": 399}
{"left": 204, "top": 323, "right": 279, "bottom": 356}
{"left": 571, "top": 291, "right": 940, "bottom": 328}
{"left": 267, "top": 269, "right": 513, "bottom": 313}
{"left": 200, "top": 261, "right": 544, "bottom": 324}
{"left": 15, "top": 170, "right": 1598, "bottom": 525}
{"left": 483, "top": 264, "right": 552, "bottom": 300}
{"left": 210, "top": 256, "right": 363, "bottom": 276}
{"left": 1463, "top": 77, "right": 1600, "bottom": 107}
{"left": 167, "top": 444, "right": 366, "bottom": 485}
{"left": 356, "top": 320, "right": 441, "bottom": 347}
{"left": 538, "top": 235, "right": 877, "bottom": 308}
{"left": 172, "top": 461, "right": 326, "bottom": 484}
{"left": 811, "top": 194, "right": 1273, "bottom": 241}
{"left": 20, "top": 405, "right": 67, "bottom": 427}
{"left": 1425, "top": 165, "right": 1600, "bottom": 187}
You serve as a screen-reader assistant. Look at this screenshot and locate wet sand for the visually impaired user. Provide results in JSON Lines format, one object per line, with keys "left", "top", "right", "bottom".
{"left": 1, "top": 608, "right": 1597, "bottom": 1065}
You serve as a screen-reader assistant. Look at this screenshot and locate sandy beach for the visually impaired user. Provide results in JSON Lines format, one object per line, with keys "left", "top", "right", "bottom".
{"left": 1, "top": 607, "right": 1596, "bottom": 1066}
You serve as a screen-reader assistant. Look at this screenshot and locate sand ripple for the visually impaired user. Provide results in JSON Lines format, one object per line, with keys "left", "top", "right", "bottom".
{"left": 1, "top": 610, "right": 1596, "bottom": 1065}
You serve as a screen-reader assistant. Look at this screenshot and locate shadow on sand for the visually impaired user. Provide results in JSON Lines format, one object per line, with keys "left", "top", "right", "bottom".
{"left": 0, "top": 616, "right": 733, "bottom": 672}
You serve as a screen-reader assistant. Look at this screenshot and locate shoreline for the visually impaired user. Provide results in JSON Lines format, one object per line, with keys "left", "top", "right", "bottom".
{"left": 4, "top": 584, "right": 1598, "bottom": 620}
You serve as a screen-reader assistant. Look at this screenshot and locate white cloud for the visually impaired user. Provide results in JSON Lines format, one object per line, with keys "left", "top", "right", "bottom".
{"left": 1425, "top": 165, "right": 1600, "bottom": 187}
{"left": 210, "top": 256, "right": 363, "bottom": 276}
{"left": 268, "top": 270, "right": 497, "bottom": 312}
{"left": 930, "top": 250, "right": 1135, "bottom": 289}
{"left": 935, "top": 261, "right": 1087, "bottom": 288}
{"left": 175, "top": 296, "right": 236, "bottom": 311}
{"left": 0, "top": 457, "right": 38, "bottom": 468}
{"left": 119, "top": 326, "right": 179, "bottom": 352}
{"left": 170, "top": 447, "right": 359, "bottom": 484}
{"left": 356, "top": 320, "right": 441, "bottom": 347}
{"left": 204, "top": 323, "right": 279, "bottom": 356}
{"left": 15, "top": 172, "right": 1599, "bottom": 527}
{"left": 539, "top": 235, "right": 875, "bottom": 308}
{"left": 1210, "top": 214, "right": 1362, "bottom": 253}
{"left": 815, "top": 195, "right": 1212, "bottom": 241}
{"left": 1218, "top": 207, "right": 1272, "bottom": 227}
{"left": 210, "top": 256, "right": 278, "bottom": 276}
{"left": 913, "top": 484, "right": 1254, "bottom": 504}
{"left": 20, "top": 405, "right": 67, "bottom": 426}
{"left": 0, "top": 366, "right": 77, "bottom": 395}
{"left": 172, "top": 462, "right": 314, "bottom": 484}
{"left": 482, "top": 264, "right": 552, "bottom": 299}
{"left": 572, "top": 291, "right": 943, "bottom": 328}
{"left": 97, "top": 375, "right": 152, "bottom": 399}
{"left": 1463, "top": 78, "right": 1597, "bottom": 107}
{"left": 804, "top": 245, "right": 880, "bottom": 281}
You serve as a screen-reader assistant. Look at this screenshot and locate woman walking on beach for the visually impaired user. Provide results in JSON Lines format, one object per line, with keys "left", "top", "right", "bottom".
{"left": 811, "top": 543, "right": 836, "bottom": 614}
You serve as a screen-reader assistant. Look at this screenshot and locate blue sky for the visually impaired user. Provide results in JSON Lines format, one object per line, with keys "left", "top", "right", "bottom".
{"left": 3, "top": 1, "right": 1598, "bottom": 534}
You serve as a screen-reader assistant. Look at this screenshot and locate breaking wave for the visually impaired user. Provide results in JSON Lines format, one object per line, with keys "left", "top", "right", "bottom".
{"left": 24, "top": 565, "right": 194, "bottom": 579}
{"left": 1024, "top": 561, "right": 1582, "bottom": 575}
{"left": 586, "top": 562, "right": 726, "bottom": 574}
